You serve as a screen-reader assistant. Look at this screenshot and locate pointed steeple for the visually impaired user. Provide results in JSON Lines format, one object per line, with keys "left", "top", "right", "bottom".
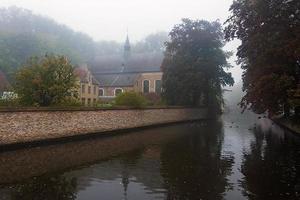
{"left": 123, "top": 31, "right": 131, "bottom": 63}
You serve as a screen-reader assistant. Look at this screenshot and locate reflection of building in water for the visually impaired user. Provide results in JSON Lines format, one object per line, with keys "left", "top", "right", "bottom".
{"left": 64, "top": 146, "right": 164, "bottom": 197}
{"left": 0, "top": 124, "right": 187, "bottom": 185}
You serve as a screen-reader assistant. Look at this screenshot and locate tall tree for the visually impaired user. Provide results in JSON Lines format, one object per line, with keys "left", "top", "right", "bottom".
{"left": 14, "top": 54, "right": 78, "bottom": 106}
{"left": 161, "top": 19, "right": 234, "bottom": 109}
{"left": 225, "top": 0, "right": 300, "bottom": 116}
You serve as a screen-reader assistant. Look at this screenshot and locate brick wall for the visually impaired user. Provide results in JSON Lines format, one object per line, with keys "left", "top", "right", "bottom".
{"left": 0, "top": 108, "right": 207, "bottom": 146}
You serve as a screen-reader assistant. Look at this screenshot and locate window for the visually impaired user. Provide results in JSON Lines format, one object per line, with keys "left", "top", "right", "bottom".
{"left": 81, "top": 85, "right": 85, "bottom": 93}
{"left": 93, "top": 86, "right": 96, "bottom": 95}
{"left": 143, "top": 80, "right": 150, "bottom": 93}
{"left": 93, "top": 98, "right": 96, "bottom": 105}
{"left": 88, "top": 86, "right": 91, "bottom": 94}
{"left": 114, "top": 88, "right": 123, "bottom": 96}
{"left": 99, "top": 88, "right": 104, "bottom": 96}
{"left": 81, "top": 98, "right": 85, "bottom": 105}
{"left": 87, "top": 98, "right": 91, "bottom": 105}
{"left": 155, "top": 80, "right": 162, "bottom": 93}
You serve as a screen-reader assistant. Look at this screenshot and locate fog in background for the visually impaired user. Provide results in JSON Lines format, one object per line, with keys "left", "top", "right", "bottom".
{"left": 0, "top": 0, "right": 242, "bottom": 82}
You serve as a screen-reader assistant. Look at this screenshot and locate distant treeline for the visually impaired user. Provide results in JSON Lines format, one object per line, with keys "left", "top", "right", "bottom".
{"left": 0, "top": 6, "right": 168, "bottom": 83}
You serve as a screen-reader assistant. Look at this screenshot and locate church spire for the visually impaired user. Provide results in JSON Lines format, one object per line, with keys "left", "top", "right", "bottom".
{"left": 123, "top": 31, "right": 131, "bottom": 62}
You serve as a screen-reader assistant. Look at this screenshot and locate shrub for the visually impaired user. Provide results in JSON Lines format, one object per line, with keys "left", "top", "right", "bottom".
{"left": 55, "top": 97, "right": 82, "bottom": 107}
{"left": 98, "top": 103, "right": 113, "bottom": 108}
{"left": 143, "top": 92, "right": 164, "bottom": 106}
{"left": 115, "top": 91, "right": 147, "bottom": 108}
{"left": 0, "top": 92, "right": 20, "bottom": 107}
{"left": 0, "top": 98, "right": 20, "bottom": 107}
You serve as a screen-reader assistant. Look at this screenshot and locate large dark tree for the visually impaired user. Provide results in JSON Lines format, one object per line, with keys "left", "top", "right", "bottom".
{"left": 161, "top": 19, "right": 234, "bottom": 109}
{"left": 225, "top": 0, "right": 300, "bottom": 116}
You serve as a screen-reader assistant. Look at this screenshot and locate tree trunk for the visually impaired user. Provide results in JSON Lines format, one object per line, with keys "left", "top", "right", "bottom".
{"left": 283, "top": 103, "right": 290, "bottom": 118}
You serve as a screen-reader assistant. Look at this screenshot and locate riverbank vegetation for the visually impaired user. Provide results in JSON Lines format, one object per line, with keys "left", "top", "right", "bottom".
{"left": 14, "top": 54, "right": 78, "bottom": 106}
{"left": 114, "top": 92, "right": 147, "bottom": 108}
{"left": 225, "top": 0, "right": 300, "bottom": 117}
{"left": 161, "top": 19, "right": 234, "bottom": 112}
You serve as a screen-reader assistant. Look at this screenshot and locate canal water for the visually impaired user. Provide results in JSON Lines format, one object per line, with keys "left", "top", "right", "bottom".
{"left": 0, "top": 100, "right": 300, "bottom": 199}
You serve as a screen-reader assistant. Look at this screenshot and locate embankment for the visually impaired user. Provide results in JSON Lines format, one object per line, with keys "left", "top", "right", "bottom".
{"left": 0, "top": 107, "right": 207, "bottom": 148}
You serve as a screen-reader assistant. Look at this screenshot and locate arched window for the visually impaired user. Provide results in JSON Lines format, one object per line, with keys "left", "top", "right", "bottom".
{"left": 143, "top": 80, "right": 150, "bottom": 93}
{"left": 114, "top": 88, "right": 123, "bottom": 96}
{"left": 155, "top": 80, "right": 162, "bottom": 93}
{"left": 99, "top": 88, "right": 104, "bottom": 96}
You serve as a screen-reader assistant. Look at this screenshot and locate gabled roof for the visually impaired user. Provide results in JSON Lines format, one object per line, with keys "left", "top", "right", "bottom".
{"left": 94, "top": 73, "right": 139, "bottom": 87}
{"left": 74, "top": 66, "right": 100, "bottom": 85}
{"left": 91, "top": 52, "right": 163, "bottom": 73}
{"left": 93, "top": 66, "right": 161, "bottom": 75}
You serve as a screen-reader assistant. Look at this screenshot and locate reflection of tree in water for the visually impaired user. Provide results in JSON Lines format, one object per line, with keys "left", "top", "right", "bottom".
{"left": 240, "top": 126, "right": 300, "bottom": 200}
{"left": 10, "top": 175, "right": 77, "bottom": 200}
{"left": 160, "top": 121, "right": 234, "bottom": 200}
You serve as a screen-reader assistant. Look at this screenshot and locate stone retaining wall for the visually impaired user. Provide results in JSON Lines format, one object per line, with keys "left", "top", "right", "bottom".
{"left": 0, "top": 108, "right": 207, "bottom": 146}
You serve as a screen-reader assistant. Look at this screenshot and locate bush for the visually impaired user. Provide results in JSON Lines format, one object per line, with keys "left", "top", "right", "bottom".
{"left": 143, "top": 92, "right": 164, "bottom": 106}
{"left": 0, "top": 92, "right": 20, "bottom": 107}
{"left": 0, "top": 98, "right": 20, "bottom": 107}
{"left": 115, "top": 91, "right": 147, "bottom": 108}
{"left": 55, "top": 97, "right": 82, "bottom": 107}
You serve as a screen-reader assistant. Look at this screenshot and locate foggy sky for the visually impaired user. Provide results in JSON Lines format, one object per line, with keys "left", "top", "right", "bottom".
{"left": 0, "top": 0, "right": 235, "bottom": 42}
{"left": 0, "top": 0, "right": 242, "bottom": 81}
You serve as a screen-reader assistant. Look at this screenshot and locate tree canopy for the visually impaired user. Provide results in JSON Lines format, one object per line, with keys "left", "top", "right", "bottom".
{"left": 14, "top": 54, "right": 78, "bottom": 106}
{"left": 225, "top": 0, "right": 300, "bottom": 116}
{"left": 161, "top": 19, "right": 234, "bottom": 109}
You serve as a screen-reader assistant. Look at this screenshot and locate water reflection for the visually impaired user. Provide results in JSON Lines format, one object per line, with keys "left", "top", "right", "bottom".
{"left": 0, "top": 114, "right": 300, "bottom": 200}
{"left": 240, "top": 124, "right": 300, "bottom": 200}
{"left": 160, "top": 120, "right": 234, "bottom": 200}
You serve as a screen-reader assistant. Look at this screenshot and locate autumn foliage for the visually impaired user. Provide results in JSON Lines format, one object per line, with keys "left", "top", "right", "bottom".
{"left": 14, "top": 55, "right": 78, "bottom": 106}
{"left": 225, "top": 0, "right": 300, "bottom": 116}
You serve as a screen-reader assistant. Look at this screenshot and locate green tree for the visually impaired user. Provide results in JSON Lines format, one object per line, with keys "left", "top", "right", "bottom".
{"left": 14, "top": 54, "right": 78, "bottom": 106}
{"left": 161, "top": 19, "right": 234, "bottom": 109}
{"left": 225, "top": 0, "right": 300, "bottom": 116}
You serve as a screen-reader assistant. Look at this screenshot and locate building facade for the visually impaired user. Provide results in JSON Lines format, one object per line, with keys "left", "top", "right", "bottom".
{"left": 134, "top": 72, "right": 162, "bottom": 94}
{"left": 74, "top": 66, "right": 100, "bottom": 106}
{"left": 95, "top": 71, "right": 162, "bottom": 101}
{"left": 93, "top": 34, "right": 163, "bottom": 102}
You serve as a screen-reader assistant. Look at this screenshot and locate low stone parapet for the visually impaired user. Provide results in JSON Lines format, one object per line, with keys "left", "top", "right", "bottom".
{"left": 0, "top": 107, "right": 207, "bottom": 148}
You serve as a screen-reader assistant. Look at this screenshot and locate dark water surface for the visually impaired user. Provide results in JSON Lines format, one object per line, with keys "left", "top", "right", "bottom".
{"left": 0, "top": 110, "right": 300, "bottom": 200}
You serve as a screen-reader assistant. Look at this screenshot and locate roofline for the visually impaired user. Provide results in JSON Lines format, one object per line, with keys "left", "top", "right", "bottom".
{"left": 94, "top": 71, "right": 162, "bottom": 75}
{"left": 99, "top": 84, "right": 134, "bottom": 87}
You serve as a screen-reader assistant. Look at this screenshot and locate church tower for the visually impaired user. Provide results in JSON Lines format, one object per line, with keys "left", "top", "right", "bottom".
{"left": 123, "top": 33, "right": 131, "bottom": 64}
